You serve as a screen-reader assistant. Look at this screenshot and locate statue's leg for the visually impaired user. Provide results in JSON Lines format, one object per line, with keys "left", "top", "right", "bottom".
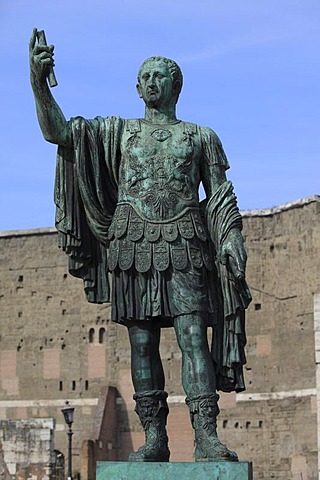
{"left": 127, "top": 322, "right": 170, "bottom": 462}
{"left": 128, "top": 323, "right": 164, "bottom": 392}
{"left": 174, "top": 314, "right": 238, "bottom": 462}
{"left": 173, "top": 313, "right": 215, "bottom": 396}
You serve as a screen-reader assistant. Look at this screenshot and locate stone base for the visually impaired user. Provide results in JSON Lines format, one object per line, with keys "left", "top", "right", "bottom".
{"left": 96, "top": 461, "right": 253, "bottom": 480}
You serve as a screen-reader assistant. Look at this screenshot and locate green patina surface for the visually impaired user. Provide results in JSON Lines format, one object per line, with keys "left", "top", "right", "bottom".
{"left": 30, "top": 30, "right": 252, "bottom": 463}
{"left": 96, "top": 461, "right": 253, "bottom": 480}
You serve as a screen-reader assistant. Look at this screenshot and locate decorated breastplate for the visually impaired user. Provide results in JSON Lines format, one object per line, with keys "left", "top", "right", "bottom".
{"left": 117, "top": 119, "right": 202, "bottom": 221}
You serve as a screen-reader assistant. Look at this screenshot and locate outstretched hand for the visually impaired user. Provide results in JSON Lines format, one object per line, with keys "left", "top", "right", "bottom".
{"left": 219, "top": 228, "right": 247, "bottom": 280}
{"left": 29, "top": 28, "right": 55, "bottom": 85}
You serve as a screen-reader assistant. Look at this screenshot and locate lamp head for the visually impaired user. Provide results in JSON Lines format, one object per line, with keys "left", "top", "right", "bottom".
{"left": 61, "top": 400, "right": 74, "bottom": 427}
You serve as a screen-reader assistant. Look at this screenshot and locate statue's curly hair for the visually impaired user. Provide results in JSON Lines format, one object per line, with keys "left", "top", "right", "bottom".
{"left": 138, "top": 56, "right": 183, "bottom": 100}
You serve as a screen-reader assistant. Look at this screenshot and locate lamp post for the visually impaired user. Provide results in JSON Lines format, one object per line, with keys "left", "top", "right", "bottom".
{"left": 61, "top": 400, "right": 75, "bottom": 480}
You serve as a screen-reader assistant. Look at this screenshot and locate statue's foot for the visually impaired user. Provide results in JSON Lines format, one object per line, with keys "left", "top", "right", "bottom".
{"left": 128, "top": 445, "right": 170, "bottom": 462}
{"left": 195, "top": 439, "right": 238, "bottom": 462}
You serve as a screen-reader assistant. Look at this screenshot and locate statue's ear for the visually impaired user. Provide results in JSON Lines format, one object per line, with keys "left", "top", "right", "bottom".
{"left": 136, "top": 83, "right": 142, "bottom": 98}
{"left": 173, "top": 80, "right": 181, "bottom": 96}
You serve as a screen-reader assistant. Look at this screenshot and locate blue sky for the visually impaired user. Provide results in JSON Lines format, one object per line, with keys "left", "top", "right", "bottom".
{"left": 0, "top": 0, "right": 319, "bottom": 230}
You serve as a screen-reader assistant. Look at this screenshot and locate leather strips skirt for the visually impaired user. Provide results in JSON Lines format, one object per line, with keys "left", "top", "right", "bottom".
{"left": 111, "top": 263, "right": 217, "bottom": 328}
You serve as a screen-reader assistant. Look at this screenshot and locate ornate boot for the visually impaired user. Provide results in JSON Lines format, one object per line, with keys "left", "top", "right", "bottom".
{"left": 186, "top": 393, "right": 238, "bottom": 462}
{"left": 128, "top": 390, "right": 170, "bottom": 462}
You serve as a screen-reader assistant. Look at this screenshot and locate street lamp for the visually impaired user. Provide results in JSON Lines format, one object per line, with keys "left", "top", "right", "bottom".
{"left": 61, "top": 400, "right": 75, "bottom": 480}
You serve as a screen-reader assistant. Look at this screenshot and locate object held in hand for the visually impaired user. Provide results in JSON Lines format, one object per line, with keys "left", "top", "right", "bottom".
{"left": 36, "top": 29, "right": 58, "bottom": 88}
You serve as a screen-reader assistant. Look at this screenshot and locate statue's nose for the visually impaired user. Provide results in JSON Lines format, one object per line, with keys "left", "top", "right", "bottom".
{"left": 147, "top": 75, "right": 156, "bottom": 86}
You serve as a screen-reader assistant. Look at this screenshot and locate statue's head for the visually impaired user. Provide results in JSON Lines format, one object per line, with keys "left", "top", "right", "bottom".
{"left": 137, "top": 56, "right": 183, "bottom": 107}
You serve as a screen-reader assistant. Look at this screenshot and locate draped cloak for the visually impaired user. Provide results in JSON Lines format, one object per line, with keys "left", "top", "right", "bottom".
{"left": 54, "top": 115, "right": 251, "bottom": 392}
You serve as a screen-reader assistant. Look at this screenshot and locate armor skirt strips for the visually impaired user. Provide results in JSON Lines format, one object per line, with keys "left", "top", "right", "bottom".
{"left": 108, "top": 204, "right": 218, "bottom": 326}
{"left": 111, "top": 264, "right": 216, "bottom": 327}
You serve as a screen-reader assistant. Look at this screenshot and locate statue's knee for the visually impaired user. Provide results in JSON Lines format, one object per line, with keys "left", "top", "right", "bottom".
{"left": 177, "top": 325, "right": 206, "bottom": 354}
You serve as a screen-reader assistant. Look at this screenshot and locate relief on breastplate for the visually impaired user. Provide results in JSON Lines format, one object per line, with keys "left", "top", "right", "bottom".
{"left": 119, "top": 121, "right": 201, "bottom": 220}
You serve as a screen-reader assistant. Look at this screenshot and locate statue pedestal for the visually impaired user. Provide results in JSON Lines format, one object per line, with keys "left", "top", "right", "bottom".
{"left": 96, "top": 461, "right": 253, "bottom": 480}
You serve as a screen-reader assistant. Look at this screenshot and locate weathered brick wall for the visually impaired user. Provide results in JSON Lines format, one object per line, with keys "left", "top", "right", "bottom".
{"left": 238, "top": 197, "right": 320, "bottom": 479}
{"left": 0, "top": 196, "right": 319, "bottom": 479}
{"left": 0, "top": 230, "right": 117, "bottom": 477}
{"left": 0, "top": 418, "right": 55, "bottom": 479}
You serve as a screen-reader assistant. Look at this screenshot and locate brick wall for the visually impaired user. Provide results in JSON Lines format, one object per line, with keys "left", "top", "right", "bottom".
{"left": 0, "top": 196, "right": 319, "bottom": 479}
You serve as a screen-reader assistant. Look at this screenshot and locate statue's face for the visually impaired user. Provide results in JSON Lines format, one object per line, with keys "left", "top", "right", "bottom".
{"left": 137, "top": 60, "right": 176, "bottom": 108}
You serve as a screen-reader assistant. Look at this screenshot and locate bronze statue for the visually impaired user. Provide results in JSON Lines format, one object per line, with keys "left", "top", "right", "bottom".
{"left": 30, "top": 28, "right": 251, "bottom": 463}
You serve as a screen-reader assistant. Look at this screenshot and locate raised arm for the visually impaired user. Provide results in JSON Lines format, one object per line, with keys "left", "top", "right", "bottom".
{"left": 29, "top": 28, "right": 70, "bottom": 146}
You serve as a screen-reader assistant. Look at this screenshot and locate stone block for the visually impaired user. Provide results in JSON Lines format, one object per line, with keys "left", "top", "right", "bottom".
{"left": 96, "top": 461, "right": 253, "bottom": 480}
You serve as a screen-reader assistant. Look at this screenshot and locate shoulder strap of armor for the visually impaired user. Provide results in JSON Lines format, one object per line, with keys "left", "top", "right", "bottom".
{"left": 126, "top": 119, "right": 141, "bottom": 133}
{"left": 183, "top": 122, "right": 198, "bottom": 135}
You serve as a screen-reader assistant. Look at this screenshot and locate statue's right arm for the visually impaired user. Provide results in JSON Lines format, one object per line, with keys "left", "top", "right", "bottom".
{"left": 29, "top": 29, "right": 71, "bottom": 146}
